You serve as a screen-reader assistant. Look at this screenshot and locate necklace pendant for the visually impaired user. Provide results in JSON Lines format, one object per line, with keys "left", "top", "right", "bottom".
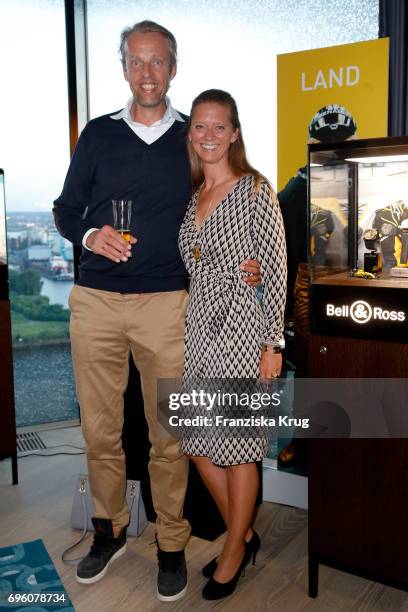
{"left": 193, "top": 245, "right": 201, "bottom": 262}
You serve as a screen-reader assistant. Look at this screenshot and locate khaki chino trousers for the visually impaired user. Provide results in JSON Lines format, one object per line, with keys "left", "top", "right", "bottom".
{"left": 69, "top": 285, "right": 190, "bottom": 551}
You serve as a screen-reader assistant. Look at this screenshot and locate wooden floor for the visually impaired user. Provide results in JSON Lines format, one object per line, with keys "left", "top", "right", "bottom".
{"left": 1, "top": 426, "right": 408, "bottom": 612}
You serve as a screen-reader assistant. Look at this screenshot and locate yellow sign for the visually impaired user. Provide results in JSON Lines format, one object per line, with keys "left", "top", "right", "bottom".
{"left": 277, "top": 38, "right": 389, "bottom": 190}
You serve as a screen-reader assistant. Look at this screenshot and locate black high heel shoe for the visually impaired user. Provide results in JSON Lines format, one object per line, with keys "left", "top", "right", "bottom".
{"left": 246, "top": 530, "right": 261, "bottom": 566}
{"left": 202, "top": 531, "right": 261, "bottom": 578}
{"left": 202, "top": 556, "right": 218, "bottom": 579}
{"left": 202, "top": 547, "right": 248, "bottom": 601}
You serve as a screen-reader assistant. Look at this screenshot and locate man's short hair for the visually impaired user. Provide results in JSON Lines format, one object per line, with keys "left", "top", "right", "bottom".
{"left": 119, "top": 20, "right": 178, "bottom": 69}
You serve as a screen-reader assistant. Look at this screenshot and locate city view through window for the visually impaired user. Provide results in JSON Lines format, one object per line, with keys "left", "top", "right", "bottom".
{"left": 6, "top": 211, "right": 77, "bottom": 426}
{"left": 1, "top": 0, "right": 76, "bottom": 427}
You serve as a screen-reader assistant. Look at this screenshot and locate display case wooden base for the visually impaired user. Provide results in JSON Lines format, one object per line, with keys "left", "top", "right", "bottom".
{"left": 308, "top": 334, "right": 408, "bottom": 596}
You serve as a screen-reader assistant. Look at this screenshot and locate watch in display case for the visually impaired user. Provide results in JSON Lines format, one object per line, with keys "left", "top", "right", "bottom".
{"left": 400, "top": 219, "right": 408, "bottom": 266}
{"left": 363, "top": 228, "right": 382, "bottom": 274}
{"left": 308, "top": 136, "right": 408, "bottom": 343}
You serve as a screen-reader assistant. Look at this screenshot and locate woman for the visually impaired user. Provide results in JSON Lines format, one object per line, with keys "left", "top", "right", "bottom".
{"left": 178, "top": 89, "right": 287, "bottom": 600}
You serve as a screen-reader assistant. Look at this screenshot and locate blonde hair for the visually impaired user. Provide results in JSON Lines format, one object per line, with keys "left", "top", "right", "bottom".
{"left": 187, "top": 89, "right": 266, "bottom": 193}
{"left": 119, "top": 20, "right": 177, "bottom": 69}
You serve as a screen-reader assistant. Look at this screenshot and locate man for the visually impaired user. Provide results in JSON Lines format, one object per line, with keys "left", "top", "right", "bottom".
{"left": 54, "top": 20, "right": 259, "bottom": 602}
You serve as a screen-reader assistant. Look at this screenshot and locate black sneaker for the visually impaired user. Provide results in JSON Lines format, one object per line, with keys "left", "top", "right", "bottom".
{"left": 156, "top": 543, "right": 188, "bottom": 602}
{"left": 76, "top": 518, "right": 127, "bottom": 584}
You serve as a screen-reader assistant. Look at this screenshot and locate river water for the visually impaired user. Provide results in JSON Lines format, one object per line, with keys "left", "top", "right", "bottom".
{"left": 41, "top": 277, "right": 72, "bottom": 308}
{"left": 13, "top": 278, "right": 76, "bottom": 426}
{"left": 14, "top": 343, "right": 78, "bottom": 427}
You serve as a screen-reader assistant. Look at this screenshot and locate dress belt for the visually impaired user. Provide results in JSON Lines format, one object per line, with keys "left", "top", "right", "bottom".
{"left": 189, "top": 266, "right": 248, "bottom": 337}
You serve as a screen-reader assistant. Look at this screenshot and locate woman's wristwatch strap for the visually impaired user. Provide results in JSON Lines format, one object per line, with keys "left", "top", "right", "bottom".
{"left": 262, "top": 342, "right": 284, "bottom": 354}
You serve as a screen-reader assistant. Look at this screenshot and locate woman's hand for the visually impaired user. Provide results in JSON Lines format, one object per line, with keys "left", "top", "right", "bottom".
{"left": 240, "top": 259, "right": 261, "bottom": 287}
{"left": 259, "top": 349, "right": 282, "bottom": 380}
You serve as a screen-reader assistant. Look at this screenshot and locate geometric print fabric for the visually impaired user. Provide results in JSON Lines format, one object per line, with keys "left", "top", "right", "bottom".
{"left": 178, "top": 175, "right": 287, "bottom": 465}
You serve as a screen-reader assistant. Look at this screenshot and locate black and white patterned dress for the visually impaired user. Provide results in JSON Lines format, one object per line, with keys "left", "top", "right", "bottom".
{"left": 178, "top": 174, "right": 287, "bottom": 465}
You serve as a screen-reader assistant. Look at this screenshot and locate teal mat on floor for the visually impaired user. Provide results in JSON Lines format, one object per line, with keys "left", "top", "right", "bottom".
{"left": 0, "top": 538, "right": 74, "bottom": 610}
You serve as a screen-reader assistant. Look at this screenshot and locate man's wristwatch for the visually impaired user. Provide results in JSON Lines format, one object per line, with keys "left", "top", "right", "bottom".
{"left": 363, "top": 228, "right": 379, "bottom": 251}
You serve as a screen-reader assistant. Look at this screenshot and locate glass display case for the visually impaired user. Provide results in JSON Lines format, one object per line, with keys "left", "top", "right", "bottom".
{"left": 307, "top": 139, "right": 408, "bottom": 598}
{"left": 308, "top": 137, "right": 408, "bottom": 342}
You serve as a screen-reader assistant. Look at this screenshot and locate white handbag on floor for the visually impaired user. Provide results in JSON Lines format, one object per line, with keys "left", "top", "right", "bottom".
{"left": 62, "top": 474, "right": 147, "bottom": 564}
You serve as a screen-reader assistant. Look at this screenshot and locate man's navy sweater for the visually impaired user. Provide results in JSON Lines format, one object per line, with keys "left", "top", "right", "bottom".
{"left": 53, "top": 111, "right": 191, "bottom": 293}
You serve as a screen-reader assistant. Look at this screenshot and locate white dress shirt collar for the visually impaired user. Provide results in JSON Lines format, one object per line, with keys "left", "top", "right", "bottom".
{"left": 110, "top": 96, "right": 184, "bottom": 126}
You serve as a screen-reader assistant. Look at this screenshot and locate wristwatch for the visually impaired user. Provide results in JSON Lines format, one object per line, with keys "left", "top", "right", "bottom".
{"left": 262, "top": 339, "right": 285, "bottom": 354}
{"left": 363, "top": 228, "right": 379, "bottom": 250}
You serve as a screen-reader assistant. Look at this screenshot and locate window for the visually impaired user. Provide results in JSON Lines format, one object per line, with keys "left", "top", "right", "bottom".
{"left": 0, "top": 0, "right": 77, "bottom": 426}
